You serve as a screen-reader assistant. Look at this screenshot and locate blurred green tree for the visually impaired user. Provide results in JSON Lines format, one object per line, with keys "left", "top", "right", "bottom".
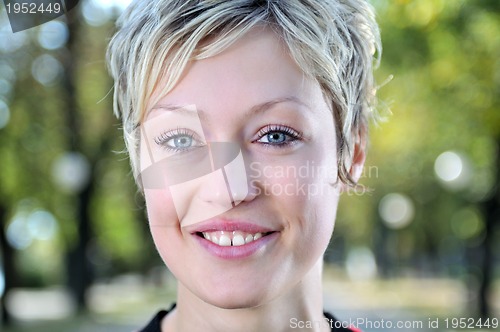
{"left": 336, "top": 0, "right": 500, "bottom": 318}
{"left": 0, "top": 4, "right": 156, "bottom": 325}
{"left": 0, "top": 0, "right": 498, "bottom": 326}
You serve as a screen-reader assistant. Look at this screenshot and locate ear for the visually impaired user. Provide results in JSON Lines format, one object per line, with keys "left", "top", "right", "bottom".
{"left": 349, "top": 126, "right": 367, "bottom": 184}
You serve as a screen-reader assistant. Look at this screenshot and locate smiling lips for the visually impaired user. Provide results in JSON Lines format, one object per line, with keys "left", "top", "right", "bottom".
{"left": 189, "top": 219, "right": 276, "bottom": 247}
{"left": 199, "top": 230, "right": 270, "bottom": 246}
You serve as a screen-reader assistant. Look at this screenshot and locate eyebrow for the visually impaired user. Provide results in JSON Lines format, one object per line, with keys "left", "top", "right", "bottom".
{"left": 151, "top": 96, "right": 309, "bottom": 121}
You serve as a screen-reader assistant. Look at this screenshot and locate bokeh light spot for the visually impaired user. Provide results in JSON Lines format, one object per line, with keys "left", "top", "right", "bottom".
{"left": 28, "top": 210, "right": 58, "bottom": 241}
{"left": 435, "top": 151, "right": 462, "bottom": 182}
{"left": 31, "top": 54, "right": 62, "bottom": 86}
{"left": 451, "top": 208, "right": 484, "bottom": 240}
{"left": 52, "top": 152, "right": 91, "bottom": 193}
{"left": 434, "top": 151, "right": 471, "bottom": 190}
{"left": 6, "top": 213, "right": 33, "bottom": 250}
{"left": 0, "top": 99, "right": 10, "bottom": 129}
{"left": 379, "top": 193, "right": 415, "bottom": 229}
{"left": 345, "top": 247, "right": 378, "bottom": 281}
{"left": 0, "top": 25, "right": 27, "bottom": 52}
{"left": 38, "top": 21, "right": 69, "bottom": 50}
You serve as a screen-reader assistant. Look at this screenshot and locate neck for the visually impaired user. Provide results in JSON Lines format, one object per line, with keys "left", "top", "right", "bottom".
{"left": 163, "top": 259, "right": 330, "bottom": 332}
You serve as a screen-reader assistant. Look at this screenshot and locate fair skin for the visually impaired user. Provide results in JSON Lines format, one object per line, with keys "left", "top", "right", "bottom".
{"left": 140, "top": 27, "right": 365, "bottom": 332}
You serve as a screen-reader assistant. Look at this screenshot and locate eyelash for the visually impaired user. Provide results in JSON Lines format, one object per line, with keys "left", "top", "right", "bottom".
{"left": 153, "top": 124, "right": 303, "bottom": 152}
{"left": 255, "top": 124, "right": 303, "bottom": 148}
{"left": 154, "top": 128, "right": 202, "bottom": 152}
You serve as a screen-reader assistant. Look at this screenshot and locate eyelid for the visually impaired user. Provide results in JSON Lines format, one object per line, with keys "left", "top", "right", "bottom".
{"left": 153, "top": 128, "right": 205, "bottom": 148}
{"left": 256, "top": 124, "right": 303, "bottom": 141}
{"left": 152, "top": 125, "right": 302, "bottom": 148}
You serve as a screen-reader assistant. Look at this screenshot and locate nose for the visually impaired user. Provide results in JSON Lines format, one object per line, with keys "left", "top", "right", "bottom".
{"left": 220, "top": 148, "right": 258, "bottom": 206}
{"left": 196, "top": 168, "right": 233, "bottom": 206}
{"left": 173, "top": 143, "right": 257, "bottom": 227}
{"left": 171, "top": 168, "right": 233, "bottom": 227}
{"left": 197, "top": 144, "right": 257, "bottom": 206}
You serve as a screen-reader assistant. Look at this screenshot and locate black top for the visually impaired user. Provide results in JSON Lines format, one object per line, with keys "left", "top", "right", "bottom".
{"left": 138, "top": 304, "right": 358, "bottom": 332}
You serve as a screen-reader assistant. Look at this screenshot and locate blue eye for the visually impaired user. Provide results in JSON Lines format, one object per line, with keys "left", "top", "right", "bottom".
{"left": 169, "top": 135, "right": 193, "bottom": 148}
{"left": 154, "top": 129, "right": 203, "bottom": 152}
{"left": 256, "top": 125, "right": 302, "bottom": 147}
{"left": 261, "top": 132, "right": 287, "bottom": 144}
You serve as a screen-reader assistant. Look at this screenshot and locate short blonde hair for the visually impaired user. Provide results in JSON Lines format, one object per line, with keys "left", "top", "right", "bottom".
{"left": 106, "top": 0, "right": 381, "bottom": 186}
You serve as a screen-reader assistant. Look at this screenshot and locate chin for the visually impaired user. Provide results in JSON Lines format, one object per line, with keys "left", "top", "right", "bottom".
{"left": 195, "top": 277, "right": 273, "bottom": 310}
{"left": 201, "top": 292, "right": 265, "bottom": 310}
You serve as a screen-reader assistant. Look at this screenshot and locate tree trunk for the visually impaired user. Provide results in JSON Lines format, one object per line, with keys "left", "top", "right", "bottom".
{"left": 60, "top": 8, "right": 94, "bottom": 312}
{"left": 0, "top": 203, "right": 15, "bottom": 326}
{"left": 479, "top": 136, "right": 500, "bottom": 318}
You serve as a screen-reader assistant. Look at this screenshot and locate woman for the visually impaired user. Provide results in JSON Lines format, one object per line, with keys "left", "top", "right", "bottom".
{"left": 107, "top": 0, "right": 381, "bottom": 331}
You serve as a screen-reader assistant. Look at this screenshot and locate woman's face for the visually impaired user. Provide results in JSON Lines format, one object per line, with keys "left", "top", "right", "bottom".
{"left": 140, "top": 28, "right": 345, "bottom": 309}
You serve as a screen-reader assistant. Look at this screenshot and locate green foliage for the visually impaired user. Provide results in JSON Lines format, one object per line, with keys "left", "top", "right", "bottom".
{"left": 336, "top": 0, "right": 500, "bottom": 270}
{"left": 0, "top": 10, "right": 155, "bottom": 285}
{"left": 1, "top": 0, "right": 499, "bottom": 286}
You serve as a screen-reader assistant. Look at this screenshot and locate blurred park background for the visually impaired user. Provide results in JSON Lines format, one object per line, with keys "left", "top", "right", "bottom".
{"left": 0, "top": 0, "right": 499, "bottom": 331}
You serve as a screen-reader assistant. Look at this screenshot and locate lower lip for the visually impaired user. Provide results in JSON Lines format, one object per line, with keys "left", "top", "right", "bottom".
{"left": 193, "top": 232, "right": 279, "bottom": 259}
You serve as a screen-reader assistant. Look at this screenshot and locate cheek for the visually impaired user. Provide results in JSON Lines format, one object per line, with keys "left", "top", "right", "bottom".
{"left": 145, "top": 189, "right": 188, "bottom": 272}
{"left": 252, "top": 151, "right": 339, "bottom": 258}
{"left": 256, "top": 148, "right": 338, "bottom": 211}
{"left": 144, "top": 188, "right": 179, "bottom": 227}
{"left": 268, "top": 160, "right": 339, "bottom": 273}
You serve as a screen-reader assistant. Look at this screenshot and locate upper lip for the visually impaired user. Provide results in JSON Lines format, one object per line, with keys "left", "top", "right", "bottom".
{"left": 185, "top": 218, "right": 276, "bottom": 234}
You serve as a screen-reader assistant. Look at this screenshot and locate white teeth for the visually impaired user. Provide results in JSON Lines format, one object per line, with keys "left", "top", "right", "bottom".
{"left": 201, "top": 230, "right": 268, "bottom": 246}
{"left": 211, "top": 233, "right": 219, "bottom": 244}
{"left": 232, "top": 234, "right": 245, "bottom": 246}
{"left": 245, "top": 234, "right": 254, "bottom": 244}
{"left": 219, "top": 234, "right": 231, "bottom": 246}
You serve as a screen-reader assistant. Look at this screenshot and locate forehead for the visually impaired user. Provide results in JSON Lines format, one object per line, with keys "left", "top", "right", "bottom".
{"left": 147, "top": 27, "right": 323, "bottom": 119}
